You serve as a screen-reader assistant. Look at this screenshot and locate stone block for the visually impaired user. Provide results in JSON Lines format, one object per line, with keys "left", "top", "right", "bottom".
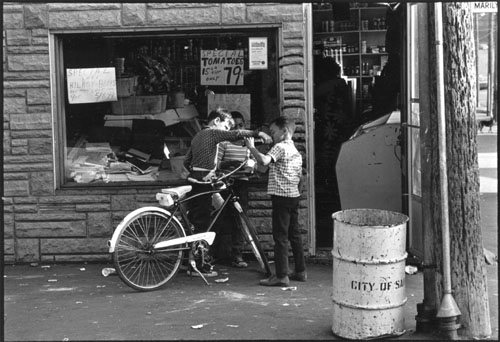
{"left": 122, "top": 3, "right": 146, "bottom": 26}
{"left": 16, "top": 220, "right": 86, "bottom": 238}
{"left": 8, "top": 54, "right": 50, "bottom": 71}
{"left": 4, "top": 154, "right": 52, "bottom": 164}
{"left": 75, "top": 203, "right": 111, "bottom": 212}
{"left": 10, "top": 113, "right": 51, "bottom": 130}
{"left": 30, "top": 171, "right": 55, "bottom": 196}
{"left": 27, "top": 105, "right": 52, "bottom": 113}
{"left": 13, "top": 197, "right": 38, "bottom": 204}
{"left": 246, "top": 4, "right": 302, "bottom": 23}
{"left": 4, "top": 214, "right": 14, "bottom": 238}
{"left": 48, "top": 3, "right": 121, "bottom": 11}
{"left": 111, "top": 195, "right": 141, "bottom": 211}
{"left": 3, "top": 162, "right": 52, "bottom": 173}
{"left": 4, "top": 89, "right": 27, "bottom": 97}
{"left": 27, "top": 88, "right": 51, "bottom": 105}
{"left": 39, "top": 195, "right": 110, "bottom": 205}
{"left": 6, "top": 29, "right": 30, "bottom": 46}
{"left": 28, "top": 138, "right": 52, "bottom": 154}
{"left": 88, "top": 212, "right": 112, "bottom": 237}
{"left": 48, "top": 10, "right": 121, "bottom": 29}
{"left": 32, "top": 29, "right": 49, "bottom": 37}
{"left": 53, "top": 254, "right": 111, "bottom": 263}
{"left": 3, "top": 97, "right": 27, "bottom": 114}
{"left": 282, "top": 64, "right": 304, "bottom": 81}
{"left": 4, "top": 73, "right": 50, "bottom": 82}
{"left": 3, "top": 12, "right": 24, "bottom": 29}
{"left": 4, "top": 239, "right": 15, "bottom": 255}
{"left": 147, "top": 7, "right": 220, "bottom": 26}
{"left": 221, "top": 4, "right": 246, "bottom": 24}
{"left": 16, "top": 238, "right": 40, "bottom": 262}
{"left": 41, "top": 238, "right": 109, "bottom": 254}
{"left": 12, "top": 146, "right": 28, "bottom": 154}
{"left": 283, "top": 21, "right": 304, "bottom": 37}
{"left": 4, "top": 180, "right": 29, "bottom": 197}
{"left": 24, "top": 4, "right": 49, "bottom": 28}
{"left": 12, "top": 204, "right": 38, "bottom": 213}
{"left": 31, "top": 36, "right": 49, "bottom": 46}
{"left": 11, "top": 129, "right": 52, "bottom": 139}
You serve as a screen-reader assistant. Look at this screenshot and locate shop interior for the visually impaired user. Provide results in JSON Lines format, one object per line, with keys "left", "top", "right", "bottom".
{"left": 312, "top": 2, "right": 404, "bottom": 247}
{"left": 60, "top": 29, "right": 278, "bottom": 185}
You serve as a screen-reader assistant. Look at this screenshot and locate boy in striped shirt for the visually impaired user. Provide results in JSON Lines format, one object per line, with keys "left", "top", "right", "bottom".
{"left": 217, "top": 111, "right": 256, "bottom": 268}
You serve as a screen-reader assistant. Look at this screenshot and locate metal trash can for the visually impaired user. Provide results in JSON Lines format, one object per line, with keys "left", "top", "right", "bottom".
{"left": 331, "top": 209, "right": 409, "bottom": 339}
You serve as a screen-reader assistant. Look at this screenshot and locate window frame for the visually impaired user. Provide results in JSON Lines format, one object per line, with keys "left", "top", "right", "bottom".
{"left": 50, "top": 25, "right": 281, "bottom": 190}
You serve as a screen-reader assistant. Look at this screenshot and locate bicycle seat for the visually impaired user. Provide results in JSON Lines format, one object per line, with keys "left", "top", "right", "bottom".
{"left": 161, "top": 185, "right": 192, "bottom": 200}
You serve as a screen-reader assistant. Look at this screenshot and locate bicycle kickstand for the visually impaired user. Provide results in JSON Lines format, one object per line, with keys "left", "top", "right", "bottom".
{"left": 189, "top": 259, "right": 210, "bottom": 286}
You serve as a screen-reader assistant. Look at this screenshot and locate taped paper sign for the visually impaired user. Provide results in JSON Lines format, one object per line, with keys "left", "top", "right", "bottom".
{"left": 67, "top": 68, "right": 117, "bottom": 104}
{"left": 200, "top": 50, "right": 244, "bottom": 86}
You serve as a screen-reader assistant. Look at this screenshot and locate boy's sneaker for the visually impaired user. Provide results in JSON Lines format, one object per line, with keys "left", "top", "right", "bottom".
{"left": 259, "top": 275, "right": 289, "bottom": 287}
{"left": 231, "top": 256, "right": 248, "bottom": 268}
{"left": 187, "top": 263, "right": 218, "bottom": 277}
{"left": 289, "top": 271, "right": 307, "bottom": 282}
{"left": 186, "top": 269, "right": 218, "bottom": 277}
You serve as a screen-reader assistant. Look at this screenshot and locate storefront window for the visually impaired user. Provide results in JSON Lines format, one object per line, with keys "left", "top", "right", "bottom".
{"left": 56, "top": 29, "right": 279, "bottom": 187}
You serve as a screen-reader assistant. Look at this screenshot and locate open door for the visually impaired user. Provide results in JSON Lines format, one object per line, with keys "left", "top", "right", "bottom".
{"left": 402, "top": 3, "right": 425, "bottom": 260}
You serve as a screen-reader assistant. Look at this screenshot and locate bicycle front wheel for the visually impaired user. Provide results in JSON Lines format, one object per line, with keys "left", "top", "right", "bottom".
{"left": 236, "top": 210, "right": 272, "bottom": 276}
{"left": 112, "top": 207, "right": 186, "bottom": 291}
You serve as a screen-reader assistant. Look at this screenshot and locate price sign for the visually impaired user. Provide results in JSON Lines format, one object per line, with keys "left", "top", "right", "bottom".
{"left": 200, "top": 50, "right": 244, "bottom": 86}
{"left": 67, "top": 68, "right": 117, "bottom": 104}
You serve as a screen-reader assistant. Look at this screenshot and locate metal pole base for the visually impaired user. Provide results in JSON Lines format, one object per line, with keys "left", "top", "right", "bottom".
{"left": 438, "top": 316, "right": 461, "bottom": 340}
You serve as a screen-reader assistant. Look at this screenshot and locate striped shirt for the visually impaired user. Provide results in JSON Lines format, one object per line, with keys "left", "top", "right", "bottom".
{"left": 217, "top": 141, "right": 254, "bottom": 180}
{"left": 184, "top": 127, "right": 258, "bottom": 171}
{"left": 266, "top": 139, "right": 302, "bottom": 198}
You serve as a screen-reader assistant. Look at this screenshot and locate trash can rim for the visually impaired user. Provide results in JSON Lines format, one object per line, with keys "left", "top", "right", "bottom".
{"left": 331, "top": 208, "right": 409, "bottom": 228}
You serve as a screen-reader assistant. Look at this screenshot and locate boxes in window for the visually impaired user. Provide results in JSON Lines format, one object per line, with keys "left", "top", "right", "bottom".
{"left": 111, "top": 95, "right": 167, "bottom": 115}
{"left": 116, "top": 76, "right": 138, "bottom": 97}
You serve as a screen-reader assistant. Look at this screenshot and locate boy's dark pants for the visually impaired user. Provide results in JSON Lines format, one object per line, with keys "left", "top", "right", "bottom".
{"left": 271, "top": 195, "right": 306, "bottom": 278}
{"left": 230, "top": 179, "right": 248, "bottom": 258}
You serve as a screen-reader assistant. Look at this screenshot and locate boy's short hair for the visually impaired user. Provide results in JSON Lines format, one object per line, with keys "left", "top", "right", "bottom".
{"left": 270, "top": 116, "right": 296, "bottom": 135}
{"left": 207, "top": 107, "right": 233, "bottom": 124}
{"left": 230, "top": 111, "right": 245, "bottom": 122}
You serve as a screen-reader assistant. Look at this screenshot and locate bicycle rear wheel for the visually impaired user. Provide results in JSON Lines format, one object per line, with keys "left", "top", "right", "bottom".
{"left": 112, "top": 208, "right": 186, "bottom": 291}
{"left": 236, "top": 210, "right": 272, "bottom": 276}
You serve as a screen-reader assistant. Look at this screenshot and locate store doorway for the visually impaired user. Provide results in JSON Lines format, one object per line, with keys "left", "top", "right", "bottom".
{"left": 311, "top": 2, "right": 405, "bottom": 248}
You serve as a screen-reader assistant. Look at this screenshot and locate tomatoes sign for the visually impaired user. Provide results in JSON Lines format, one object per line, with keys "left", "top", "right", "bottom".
{"left": 200, "top": 50, "right": 244, "bottom": 86}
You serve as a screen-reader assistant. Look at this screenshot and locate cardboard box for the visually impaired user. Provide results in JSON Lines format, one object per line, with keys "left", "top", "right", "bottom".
{"left": 111, "top": 95, "right": 167, "bottom": 115}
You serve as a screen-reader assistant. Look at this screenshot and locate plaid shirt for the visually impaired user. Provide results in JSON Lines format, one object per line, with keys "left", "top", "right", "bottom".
{"left": 184, "top": 127, "right": 257, "bottom": 171}
{"left": 266, "top": 139, "right": 302, "bottom": 198}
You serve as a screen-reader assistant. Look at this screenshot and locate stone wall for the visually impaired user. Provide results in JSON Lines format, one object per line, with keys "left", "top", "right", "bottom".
{"left": 3, "top": 2, "right": 309, "bottom": 263}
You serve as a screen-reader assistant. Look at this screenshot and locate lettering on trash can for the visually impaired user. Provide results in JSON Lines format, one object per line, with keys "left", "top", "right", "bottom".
{"left": 350, "top": 279, "right": 404, "bottom": 291}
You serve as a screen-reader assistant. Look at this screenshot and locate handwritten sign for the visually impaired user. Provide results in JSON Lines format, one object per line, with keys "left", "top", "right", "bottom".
{"left": 200, "top": 50, "right": 244, "bottom": 86}
{"left": 67, "top": 68, "right": 117, "bottom": 104}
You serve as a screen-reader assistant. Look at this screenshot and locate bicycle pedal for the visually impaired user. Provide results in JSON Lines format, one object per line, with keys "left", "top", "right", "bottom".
{"left": 189, "top": 260, "right": 210, "bottom": 286}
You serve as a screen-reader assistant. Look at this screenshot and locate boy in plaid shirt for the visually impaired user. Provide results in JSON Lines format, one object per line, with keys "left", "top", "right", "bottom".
{"left": 245, "top": 116, "right": 306, "bottom": 286}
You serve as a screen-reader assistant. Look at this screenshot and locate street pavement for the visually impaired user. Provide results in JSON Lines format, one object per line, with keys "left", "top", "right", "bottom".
{"left": 3, "top": 126, "right": 497, "bottom": 341}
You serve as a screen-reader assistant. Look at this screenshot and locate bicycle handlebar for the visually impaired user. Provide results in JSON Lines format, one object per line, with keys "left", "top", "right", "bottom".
{"left": 187, "top": 158, "right": 250, "bottom": 185}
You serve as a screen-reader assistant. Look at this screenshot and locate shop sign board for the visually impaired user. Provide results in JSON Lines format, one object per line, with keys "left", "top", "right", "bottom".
{"left": 472, "top": 2, "right": 497, "bottom": 12}
{"left": 200, "top": 50, "right": 244, "bottom": 86}
{"left": 66, "top": 68, "right": 117, "bottom": 104}
{"left": 249, "top": 37, "right": 268, "bottom": 70}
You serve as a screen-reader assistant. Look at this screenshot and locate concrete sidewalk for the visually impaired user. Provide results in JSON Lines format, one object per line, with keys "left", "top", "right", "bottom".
{"left": 3, "top": 256, "right": 497, "bottom": 341}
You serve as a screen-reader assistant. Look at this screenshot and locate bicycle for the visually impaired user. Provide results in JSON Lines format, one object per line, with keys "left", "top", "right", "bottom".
{"left": 107, "top": 159, "right": 272, "bottom": 291}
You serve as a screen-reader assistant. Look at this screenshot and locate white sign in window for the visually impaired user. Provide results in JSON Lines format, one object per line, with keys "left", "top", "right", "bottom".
{"left": 249, "top": 37, "right": 268, "bottom": 70}
{"left": 200, "top": 50, "right": 244, "bottom": 86}
{"left": 66, "top": 68, "right": 117, "bottom": 104}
